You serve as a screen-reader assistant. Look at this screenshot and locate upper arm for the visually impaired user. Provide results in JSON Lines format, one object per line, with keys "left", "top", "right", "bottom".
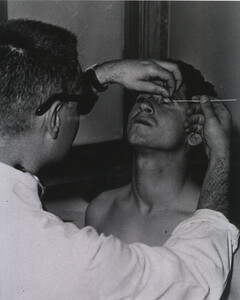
{"left": 85, "top": 193, "right": 112, "bottom": 230}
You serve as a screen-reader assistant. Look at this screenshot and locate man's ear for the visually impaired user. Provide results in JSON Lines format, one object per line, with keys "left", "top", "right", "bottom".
{"left": 46, "top": 102, "right": 63, "bottom": 139}
{"left": 187, "top": 132, "right": 203, "bottom": 147}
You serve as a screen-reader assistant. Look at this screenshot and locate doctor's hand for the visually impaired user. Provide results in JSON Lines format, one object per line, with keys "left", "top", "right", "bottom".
{"left": 94, "top": 59, "right": 182, "bottom": 98}
{"left": 184, "top": 95, "right": 231, "bottom": 160}
{"left": 187, "top": 95, "right": 232, "bottom": 216}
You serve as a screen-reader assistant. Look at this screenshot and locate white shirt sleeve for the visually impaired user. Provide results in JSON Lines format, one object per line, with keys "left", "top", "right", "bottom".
{"left": 9, "top": 208, "right": 239, "bottom": 300}
{"left": 77, "top": 209, "right": 239, "bottom": 300}
{"left": 3, "top": 164, "right": 239, "bottom": 300}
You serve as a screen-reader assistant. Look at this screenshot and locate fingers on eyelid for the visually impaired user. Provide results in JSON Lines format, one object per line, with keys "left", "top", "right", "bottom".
{"left": 140, "top": 81, "right": 170, "bottom": 98}
{"left": 155, "top": 61, "right": 183, "bottom": 90}
{"left": 192, "top": 95, "right": 201, "bottom": 100}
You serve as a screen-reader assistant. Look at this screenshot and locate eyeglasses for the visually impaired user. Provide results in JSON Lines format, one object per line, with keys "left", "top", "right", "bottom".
{"left": 35, "top": 91, "right": 98, "bottom": 116}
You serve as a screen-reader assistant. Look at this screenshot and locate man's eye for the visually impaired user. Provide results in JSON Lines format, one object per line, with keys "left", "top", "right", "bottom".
{"left": 159, "top": 98, "right": 172, "bottom": 105}
{"left": 137, "top": 97, "right": 147, "bottom": 103}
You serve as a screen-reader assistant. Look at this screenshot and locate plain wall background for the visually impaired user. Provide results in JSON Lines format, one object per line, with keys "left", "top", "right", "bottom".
{"left": 8, "top": 0, "right": 125, "bottom": 145}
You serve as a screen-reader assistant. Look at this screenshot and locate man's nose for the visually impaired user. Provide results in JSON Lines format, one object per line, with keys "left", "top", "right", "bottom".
{"left": 138, "top": 97, "right": 154, "bottom": 114}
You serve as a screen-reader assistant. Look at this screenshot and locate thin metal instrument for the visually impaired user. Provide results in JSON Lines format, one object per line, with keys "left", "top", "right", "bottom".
{"left": 172, "top": 99, "right": 237, "bottom": 103}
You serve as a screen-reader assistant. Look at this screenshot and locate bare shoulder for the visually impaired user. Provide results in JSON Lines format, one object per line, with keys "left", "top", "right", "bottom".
{"left": 85, "top": 184, "right": 130, "bottom": 228}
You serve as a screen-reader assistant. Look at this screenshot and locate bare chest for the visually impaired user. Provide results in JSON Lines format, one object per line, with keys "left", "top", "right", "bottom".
{"left": 99, "top": 205, "right": 193, "bottom": 246}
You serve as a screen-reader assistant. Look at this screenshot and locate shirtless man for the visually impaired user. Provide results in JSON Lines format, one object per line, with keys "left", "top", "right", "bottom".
{"left": 86, "top": 61, "right": 217, "bottom": 245}
{"left": 86, "top": 61, "right": 240, "bottom": 299}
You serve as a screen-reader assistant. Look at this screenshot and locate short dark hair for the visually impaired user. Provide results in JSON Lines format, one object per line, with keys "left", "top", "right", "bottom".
{"left": 0, "top": 19, "right": 81, "bottom": 135}
{"left": 174, "top": 60, "right": 217, "bottom": 99}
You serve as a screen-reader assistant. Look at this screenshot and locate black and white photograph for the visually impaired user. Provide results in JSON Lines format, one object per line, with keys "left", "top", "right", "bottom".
{"left": 1, "top": 1, "right": 240, "bottom": 299}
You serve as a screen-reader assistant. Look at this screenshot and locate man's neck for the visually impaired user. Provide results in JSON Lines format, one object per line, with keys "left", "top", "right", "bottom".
{"left": 0, "top": 137, "right": 42, "bottom": 175}
{"left": 130, "top": 149, "right": 199, "bottom": 213}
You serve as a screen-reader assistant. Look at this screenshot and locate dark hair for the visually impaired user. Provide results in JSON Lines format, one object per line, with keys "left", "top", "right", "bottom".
{"left": 0, "top": 19, "right": 81, "bottom": 135}
{"left": 175, "top": 60, "right": 217, "bottom": 98}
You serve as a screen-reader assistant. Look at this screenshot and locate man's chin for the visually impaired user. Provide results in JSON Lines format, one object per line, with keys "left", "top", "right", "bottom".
{"left": 127, "top": 136, "right": 149, "bottom": 149}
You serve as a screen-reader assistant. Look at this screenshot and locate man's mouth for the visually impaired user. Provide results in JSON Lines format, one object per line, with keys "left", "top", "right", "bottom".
{"left": 133, "top": 118, "right": 152, "bottom": 126}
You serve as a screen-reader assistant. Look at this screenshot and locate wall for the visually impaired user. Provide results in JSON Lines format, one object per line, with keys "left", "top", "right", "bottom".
{"left": 169, "top": 1, "right": 240, "bottom": 129}
{"left": 0, "top": 0, "right": 7, "bottom": 21}
{"left": 8, "top": 0, "right": 125, "bottom": 144}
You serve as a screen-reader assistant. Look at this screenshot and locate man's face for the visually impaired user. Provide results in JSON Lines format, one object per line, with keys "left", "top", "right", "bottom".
{"left": 127, "top": 86, "right": 189, "bottom": 152}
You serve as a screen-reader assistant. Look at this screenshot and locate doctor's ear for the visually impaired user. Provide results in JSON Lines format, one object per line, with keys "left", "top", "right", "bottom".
{"left": 47, "top": 102, "right": 64, "bottom": 139}
{"left": 187, "top": 132, "right": 203, "bottom": 147}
